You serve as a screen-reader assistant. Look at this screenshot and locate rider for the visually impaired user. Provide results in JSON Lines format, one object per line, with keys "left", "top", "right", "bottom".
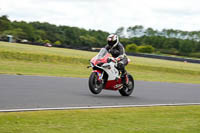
{"left": 105, "top": 34, "right": 128, "bottom": 85}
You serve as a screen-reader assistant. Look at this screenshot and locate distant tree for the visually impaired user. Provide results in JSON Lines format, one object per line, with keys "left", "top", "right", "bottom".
{"left": 36, "top": 38, "right": 43, "bottom": 43}
{"left": 145, "top": 28, "right": 156, "bottom": 36}
{"left": 4, "top": 28, "right": 26, "bottom": 39}
{"left": 0, "top": 15, "right": 11, "bottom": 31}
{"left": 12, "top": 21, "right": 38, "bottom": 41}
{"left": 127, "top": 25, "right": 144, "bottom": 38}
{"left": 179, "top": 40, "right": 193, "bottom": 55}
{"left": 35, "top": 29, "right": 47, "bottom": 41}
{"left": 129, "top": 37, "right": 143, "bottom": 45}
{"left": 80, "top": 35, "right": 97, "bottom": 47}
{"left": 115, "top": 27, "right": 125, "bottom": 37}
{"left": 195, "top": 42, "right": 200, "bottom": 51}
{"left": 120, "top": 38, "right": 132, "bottom": 46}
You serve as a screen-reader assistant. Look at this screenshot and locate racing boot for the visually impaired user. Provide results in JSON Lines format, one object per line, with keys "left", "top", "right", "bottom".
{"left": 121, "top": 71, "right": 128, "bottom": 87}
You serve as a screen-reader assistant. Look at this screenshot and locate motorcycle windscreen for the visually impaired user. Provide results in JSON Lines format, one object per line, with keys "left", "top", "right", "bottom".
{"left": 96, "top": 48, "right": 108, "bottom": 59}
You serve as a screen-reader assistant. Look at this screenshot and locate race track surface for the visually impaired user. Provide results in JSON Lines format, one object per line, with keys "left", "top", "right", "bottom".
{"left": 0, "top": 75, "right": 200, "bottom": 110}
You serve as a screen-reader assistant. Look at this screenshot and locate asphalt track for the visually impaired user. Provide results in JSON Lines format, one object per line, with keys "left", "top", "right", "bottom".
{"left": 0, "top": 75, "right": 200, "bottom": 111}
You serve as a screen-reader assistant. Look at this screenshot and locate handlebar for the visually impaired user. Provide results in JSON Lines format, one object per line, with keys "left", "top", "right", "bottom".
{"left": 108, "top": 57, "right": 117, "bottom": 63}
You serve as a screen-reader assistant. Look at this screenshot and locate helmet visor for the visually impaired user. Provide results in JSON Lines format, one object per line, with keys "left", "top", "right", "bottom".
{"left": 108, "top": 40, "right": 117, "bottom": 47}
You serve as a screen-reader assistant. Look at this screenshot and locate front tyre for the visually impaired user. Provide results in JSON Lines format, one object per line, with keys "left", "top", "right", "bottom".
{"left": 88, "top": 72, "right": 103, "bottom": 94}
{"left": 119, "top": 73, "right": 134, "bottom": 96}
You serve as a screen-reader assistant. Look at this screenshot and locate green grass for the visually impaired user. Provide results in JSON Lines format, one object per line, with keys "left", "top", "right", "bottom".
{"left": 1, "top": 41, "right": 200, "bottom": 83}
{"left": 0, "top": 106, "right": 200, "bottom": 133}
{"left": 1, "top": 42, "right": 200, "bottom": 133}
{"left": 0, "top": 42, "right": 96, "bottom": 58}
{"left": 0, "top": 59, "right": 89, "bottom": 78}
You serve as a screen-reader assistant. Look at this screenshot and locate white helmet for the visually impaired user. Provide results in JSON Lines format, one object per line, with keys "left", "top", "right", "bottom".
{"left": 107, "top": 34, "right": 119, "bottom": 48}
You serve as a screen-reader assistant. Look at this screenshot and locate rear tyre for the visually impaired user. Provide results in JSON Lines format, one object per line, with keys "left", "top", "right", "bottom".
{"left": 119, "top": 73, "right": 134, "bottom": 96}
{"left": 88, "top": 72, "right": 103, "bottom": 94}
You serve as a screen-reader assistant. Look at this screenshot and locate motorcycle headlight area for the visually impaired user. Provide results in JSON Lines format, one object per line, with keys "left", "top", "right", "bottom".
{"left": 97, "top": 63, "right": 104, "bottom": 66}
{"left": 90, "top": 62, "right": 94, "bottom": 67}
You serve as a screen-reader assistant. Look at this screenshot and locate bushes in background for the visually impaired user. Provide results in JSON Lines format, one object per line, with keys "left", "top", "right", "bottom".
{"left": 126, "top": 44, "right": 155, "bottom": 54}
{"left": 125, "top": 43, "right": 137, "bottom": 53}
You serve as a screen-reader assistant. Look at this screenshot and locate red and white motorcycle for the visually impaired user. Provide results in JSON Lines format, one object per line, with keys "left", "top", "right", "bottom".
{"left": 88, "top": 48, "right": 134, "bottom": 96}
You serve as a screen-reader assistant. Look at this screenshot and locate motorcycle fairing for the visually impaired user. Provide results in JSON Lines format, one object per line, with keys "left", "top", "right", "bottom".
{"left": 104, "top": 79, "right": 123, "bottom": 90}
{"left": 90, "top": 48, "right": 123, "bottom": 91}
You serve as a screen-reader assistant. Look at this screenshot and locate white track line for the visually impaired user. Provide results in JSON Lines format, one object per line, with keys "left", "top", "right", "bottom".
{"left": 1, "top": 103, "right": 200, "bottom": 112}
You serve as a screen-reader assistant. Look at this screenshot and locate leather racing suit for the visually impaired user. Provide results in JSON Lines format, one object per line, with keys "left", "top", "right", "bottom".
{"left": 105, "top": 42, "right": 128, "bottom": 83}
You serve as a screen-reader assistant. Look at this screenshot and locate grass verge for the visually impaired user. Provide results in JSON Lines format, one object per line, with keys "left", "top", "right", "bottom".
{"left": 1, "top": 59, "right": 200, "bottom": 83}
{"left": 0, "top": 105, "right": 200, "bottom": 133}
{"left": 1, "top": 41, "right": 200, "bottom": 84}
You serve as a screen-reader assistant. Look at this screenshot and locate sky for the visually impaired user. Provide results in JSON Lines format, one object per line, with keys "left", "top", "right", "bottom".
{"left": 1, "top": 0, "right": 200, "bottom": 33}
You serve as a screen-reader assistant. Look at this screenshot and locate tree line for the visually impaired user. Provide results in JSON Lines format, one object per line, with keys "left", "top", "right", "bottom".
{"left": 0, "top": 15, "right": 200, "bottom": 58}
{"left": 0, "top": 15, "right": 109, "bottom": 48}
{"left": 116, "top": 26, "right": 200, "bottom": 41}
{"left": 120, "top": 36, "right": 200, "bottom": 57}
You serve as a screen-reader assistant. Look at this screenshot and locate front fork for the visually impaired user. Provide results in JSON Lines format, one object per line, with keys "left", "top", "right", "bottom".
{"left": 93, "top": 70, "right": 104, "bottom": 83}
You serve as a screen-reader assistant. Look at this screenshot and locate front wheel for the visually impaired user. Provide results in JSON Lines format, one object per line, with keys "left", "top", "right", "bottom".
{"left": 119, "top": 73, "right": 134, "bottom": 96}
{"left": 88, "top": 72, "right": 103, "bottom": 94}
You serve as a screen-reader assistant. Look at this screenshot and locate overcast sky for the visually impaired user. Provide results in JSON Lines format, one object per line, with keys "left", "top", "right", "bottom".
{"left": 1, "top": 0, "right": 200, "bottom": 33}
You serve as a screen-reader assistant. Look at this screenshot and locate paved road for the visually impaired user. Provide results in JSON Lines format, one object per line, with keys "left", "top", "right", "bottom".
{"left": 0, "top": 75, "right": 200, "bottom": 110}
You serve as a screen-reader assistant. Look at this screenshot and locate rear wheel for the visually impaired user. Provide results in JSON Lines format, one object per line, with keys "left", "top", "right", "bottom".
{"left": 119, "top": 73, "right": 134, "bottom": 96}
{"left": 88, "top": 72, "right": 103, "bottom": 94}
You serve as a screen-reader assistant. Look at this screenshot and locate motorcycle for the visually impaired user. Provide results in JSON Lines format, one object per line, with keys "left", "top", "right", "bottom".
{"left": 88, "top": 48, "right": 134, "bottom": 96}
